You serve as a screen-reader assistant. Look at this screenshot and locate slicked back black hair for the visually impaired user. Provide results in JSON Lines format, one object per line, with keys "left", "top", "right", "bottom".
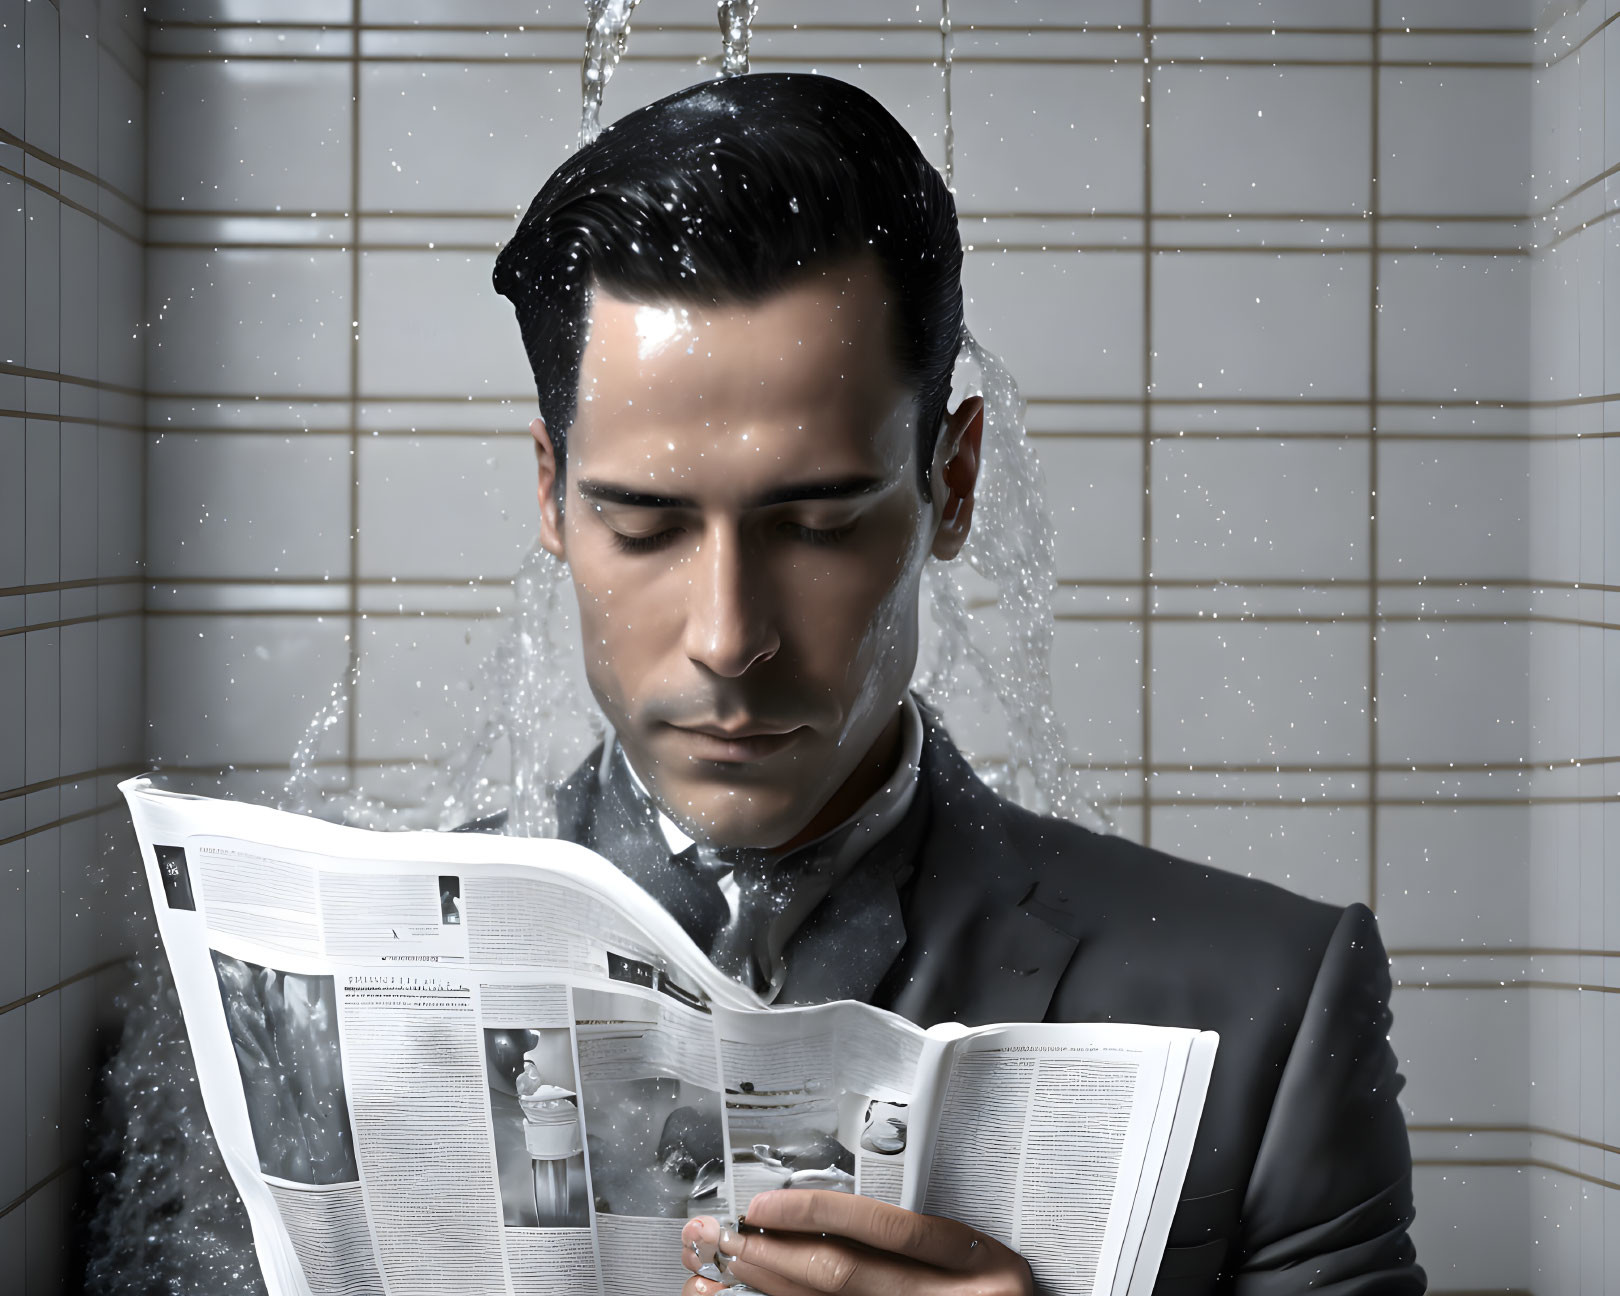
{"left": 492, "top": 73, "right": 964, "bottom": 496}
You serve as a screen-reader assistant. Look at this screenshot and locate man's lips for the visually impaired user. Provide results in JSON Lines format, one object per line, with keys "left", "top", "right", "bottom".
{"left": 661, "top": 722, "right": 807, "bottom": 763}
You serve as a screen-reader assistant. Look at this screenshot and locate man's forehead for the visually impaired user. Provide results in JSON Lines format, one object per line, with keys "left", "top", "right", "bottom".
{"left": 567, "top": 262, "right": 918, "bottom": 483}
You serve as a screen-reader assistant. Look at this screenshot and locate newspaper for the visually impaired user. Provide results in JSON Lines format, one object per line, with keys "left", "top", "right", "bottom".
{"left": 122, "top": 777, "right": 1217, "bottom": 1296}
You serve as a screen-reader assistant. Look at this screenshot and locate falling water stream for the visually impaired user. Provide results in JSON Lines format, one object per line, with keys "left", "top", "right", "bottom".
{"left": 83, "top": 2, "right": 1096, "bottom": 1288}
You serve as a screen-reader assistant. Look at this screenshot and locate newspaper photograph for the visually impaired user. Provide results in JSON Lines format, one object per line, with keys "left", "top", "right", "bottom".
{"left": 121, "top": 778, "right": 1216, "bottom": 1296}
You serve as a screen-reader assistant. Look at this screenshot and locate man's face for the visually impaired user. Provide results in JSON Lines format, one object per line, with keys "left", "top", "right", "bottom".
{"left": 534, "top": 260, "right": 976, "bottom": 849}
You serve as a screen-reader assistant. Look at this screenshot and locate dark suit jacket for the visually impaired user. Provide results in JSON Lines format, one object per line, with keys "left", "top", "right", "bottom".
{"left": 867, "top": 714, "right": 1425, "bottom": 1295}
{"left": 519, "top": 710, "right": 1425, "bottom": 1295}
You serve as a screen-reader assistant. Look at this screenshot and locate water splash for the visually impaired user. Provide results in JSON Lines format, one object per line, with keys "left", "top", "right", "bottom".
{"left": 580, "top": 0, "right": 645, "bottom": 145}
{"left": 915, "top": 332, "right": 1109, "bottom": 830}
{"left": 717, "top": 0, "right": 759, "bottom": 77}
{"left": 435, "top": 544, "right": 605, "bottom": 836}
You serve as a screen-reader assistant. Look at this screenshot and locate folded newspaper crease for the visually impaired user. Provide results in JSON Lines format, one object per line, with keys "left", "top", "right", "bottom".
{"left": 121, "top": 777, "right": 1216, "bottom": 1296}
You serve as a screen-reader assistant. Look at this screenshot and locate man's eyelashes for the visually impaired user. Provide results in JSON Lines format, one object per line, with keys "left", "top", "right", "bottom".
{"left": 607, "top": 521, "right": 858, "bottom": 555}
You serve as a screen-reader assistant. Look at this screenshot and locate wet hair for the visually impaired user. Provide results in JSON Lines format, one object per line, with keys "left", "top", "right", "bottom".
{"left": 493, "top": 72, "right": 964, "bottom": 497}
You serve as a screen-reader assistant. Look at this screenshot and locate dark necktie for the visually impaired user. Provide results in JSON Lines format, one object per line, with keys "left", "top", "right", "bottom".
{"left": 683, "top": 845, "right": 796, "bottom": 995}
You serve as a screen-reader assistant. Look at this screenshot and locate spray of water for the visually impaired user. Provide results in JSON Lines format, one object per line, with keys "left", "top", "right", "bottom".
{"left": 580, "top": 0, "right": 645, "bottom": 145}
{"left": 717, "top": 0, "right": 759, "bottom": 77}
{"left": 916, "top": 333, "right": 1109, "bottom": 829}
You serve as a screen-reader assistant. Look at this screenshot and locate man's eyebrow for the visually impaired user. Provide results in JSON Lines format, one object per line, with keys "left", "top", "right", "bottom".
{"left": 574, "top": 474, "right": 894, "bottom": 510}
{"left": 575, "top": 480, "right": 694, "bottom": 509}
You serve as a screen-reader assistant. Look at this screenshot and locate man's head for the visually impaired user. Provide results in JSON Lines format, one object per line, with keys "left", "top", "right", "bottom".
{"left": 495, "top": 74, "right": 983, "bottom": 850}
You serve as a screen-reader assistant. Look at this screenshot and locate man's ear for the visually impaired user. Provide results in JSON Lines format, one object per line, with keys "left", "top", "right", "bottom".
{"left": 532, "top": 417, "right": 566, "bottom": 559}
{"left": 930, "top": 395, "right": 984, "bottom": 561}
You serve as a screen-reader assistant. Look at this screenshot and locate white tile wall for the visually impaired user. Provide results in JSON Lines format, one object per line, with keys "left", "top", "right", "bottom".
{"left": 1525, "top": 5, "right": 1619, "bottom": 1290}
{"left": 0, "top": 0, "right": 1581, "bottom": 1288}
{"left": 3, "top": 0, "right": 149, "bottom": 1281}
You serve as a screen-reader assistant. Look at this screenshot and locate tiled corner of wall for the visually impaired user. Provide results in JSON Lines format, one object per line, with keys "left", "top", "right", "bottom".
{"left": 2, "top": 0, "right": 150, "bottom": 1282}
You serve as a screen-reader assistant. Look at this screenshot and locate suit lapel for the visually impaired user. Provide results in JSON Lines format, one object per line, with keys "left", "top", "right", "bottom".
{"left": 879, "top": 717, "right": 1080, "bottom": 1029}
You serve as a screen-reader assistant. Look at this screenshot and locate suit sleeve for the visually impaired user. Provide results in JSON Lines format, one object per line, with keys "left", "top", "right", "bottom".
{"left": 1231, "top": 903, "right": 1427, "bottom": 1296}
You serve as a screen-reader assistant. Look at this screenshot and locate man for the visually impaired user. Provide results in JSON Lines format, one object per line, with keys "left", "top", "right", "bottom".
{"left": 491, "top": 73, "right": 1424, "bottom": 1296}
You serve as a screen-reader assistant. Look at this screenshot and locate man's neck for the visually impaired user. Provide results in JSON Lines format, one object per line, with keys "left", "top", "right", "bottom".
{"left": 774, "top": 703, "right": 907, "bottom": 852}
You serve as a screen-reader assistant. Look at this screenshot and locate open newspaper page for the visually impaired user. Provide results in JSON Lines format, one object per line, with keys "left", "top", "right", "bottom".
{"left": 906, "top": 1022, "right": 1217, "bottom": 1296}
{"left": 123, "top": 780, "right": 1213, "bottom": 1296}
{"left": 123, "top": 779, "right": 770, "bottom": 1296}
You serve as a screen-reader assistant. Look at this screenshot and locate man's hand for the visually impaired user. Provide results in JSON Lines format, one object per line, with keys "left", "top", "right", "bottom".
{"left": 679, "top": 1190, "right": 1035, "bottom": 1296}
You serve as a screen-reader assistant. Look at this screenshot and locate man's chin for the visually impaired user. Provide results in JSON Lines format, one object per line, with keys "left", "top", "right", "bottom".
{"left": 654, "top": 781, "right": 816, "bottom": 852}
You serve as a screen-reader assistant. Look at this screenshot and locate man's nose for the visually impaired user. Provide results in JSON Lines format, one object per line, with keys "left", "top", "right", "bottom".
{"left": 682, "top": 525, "right": 779, "bottom": 678}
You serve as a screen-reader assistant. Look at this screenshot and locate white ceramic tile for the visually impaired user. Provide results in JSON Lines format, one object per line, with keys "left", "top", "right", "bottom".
{"left": 0, "top": 420, "right": 22, "bottom": 589}
{"left": 1409, "top": 1164, "right": 1531, "bottom": 1293}
{"left": 1040, "top": 437, "right": 1143, "bottom": 581}
{"left": 356, "top": 435, "right": 537, "bottom": 581}
{"left": 1150, "top": 252, "right": 1370, "bottom": 399}
{"left": 23, "top": 629, "right": 60, "bottom": 787}
{"left": 23, "top": 189, "right": 59, "bottom": 374}
{"left": 1528, "top": 985, "right": 1581, "bottom": 1133}
{"left": 58, "top": 1, "right": 98, "bottom": 175}
{"left": 1153, "top": 438, "right": 1369, "bottom": 580}
{"left": 0, "top": 634, "right": 21, "bottom": 793}
{"left": 0, "top": 174, "right": 22, "bottom": 369}
{"left": 1380, "top": 66, "right": 1531, "bottom": 216}
{"left": 146, "top": 248, "right": 352, "bottom": 397}
{"left": 23, "top": 991, "right": 59, "bottom": 1185}
{"left": 355, "top": 616, "right": 507, "bottom": 762}
{"left": 147, "top": 433, "right": 352, "bottom": 580}
{"left": 96, "top": 223, "right": 144, "bottom": 393}
{"left": 96, "top": 426, "right": 143, "bottom": 578}
{"left": 1392, "top": 986, "right": 1529, "bottom": 1122}
{"left": 0, "top": 2, "right": 21, "bottom": 140}
{"left": 145, "top": 614, "right": 352, "bottom": 766}
{"left": 1377, "top": 621, "right": 1529, "bottom": 765}
{"left": 149, "top": 59, "right": 352, "bottom": 212}
{"left": 1526, "top": 801, "right": 1580, "bottom": 949}
{"left": 58, "top": 423, "right": 98, "bottom": 583}
{"left": 1152, "top": 0, "right": 1374, "bottom": 24}
{"left": 1050, "top": 621, "right": 1143, "bottom": 766}
{"left": 1152, "top": 804, "right": 1369, "bottom": 907}
{"left": 358, "top": 250, "right": 530, "bottom": 399}
{"left": 23, "top": 820, "right": 59, "bottom": 1000}
{"left": 57, "top": 206, "right": 98, "bottom": 384}
{"left": 0, "top": 839, "right": 22, "bottom": 1010}
{"left": 24, "top": 0, "right": 58, "bottom": 154}
{"left": 58, "top": 621, "right": 96, "bottom": 776}
{"left": 1150, "top": 620, "right": 1369, "bottom": 764}
{"left": 1377, "top": 255, "right": 1531, "bottom": 402}
{"left": 56, "top": 970, "right": 96, "bottom": 1171}
{"left": 23, "top": 421, "right": 58, "bottom": 587}
{"left": 96, "top": 614, "right": 143, "bottom": 767}
{"left": 1377, "top": 440, "right": 1531, "bottom": 581}
{"left": 358, "top": 60, "right": 602, "bottom": 215}
{"left": 1153, "top": 64, "right": 1369, "bottom": 215}
{"left": 951, "top": 62, "right": 1142, "bottom": 216}
{"left": 1392, "top": 0, "right": 1529, "bottom": 27}
{"left": 1539, "top": 37, "right": 1584, "bottom": 198}
{"left": 55, "top": 813, "right": 100, "bottom": 981}
{"left": 0, "top": 1003, "right": 22, "bottom": 1206}
{"left": 95, "top": 44, "right": 143, "bottom": 208}
{"left": 1376, "top": 804, "right": 1529, "bottom": 949}
{"left": 24, "top": 1167, "right": 64, "bottom": 1295}
{"left": 962, "top": 250, "right": 1143, "bottom": 400}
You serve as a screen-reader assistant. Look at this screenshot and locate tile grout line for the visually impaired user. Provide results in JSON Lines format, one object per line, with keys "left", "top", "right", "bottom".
{"left": 1138, "top": 1, "right": 1159, "bottom": 847}
{"left": 1367, "top": 0, "right": 1382, "bottom": 914}
{"left": 345, "top": 0, "right": 362, "bottom": 795}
